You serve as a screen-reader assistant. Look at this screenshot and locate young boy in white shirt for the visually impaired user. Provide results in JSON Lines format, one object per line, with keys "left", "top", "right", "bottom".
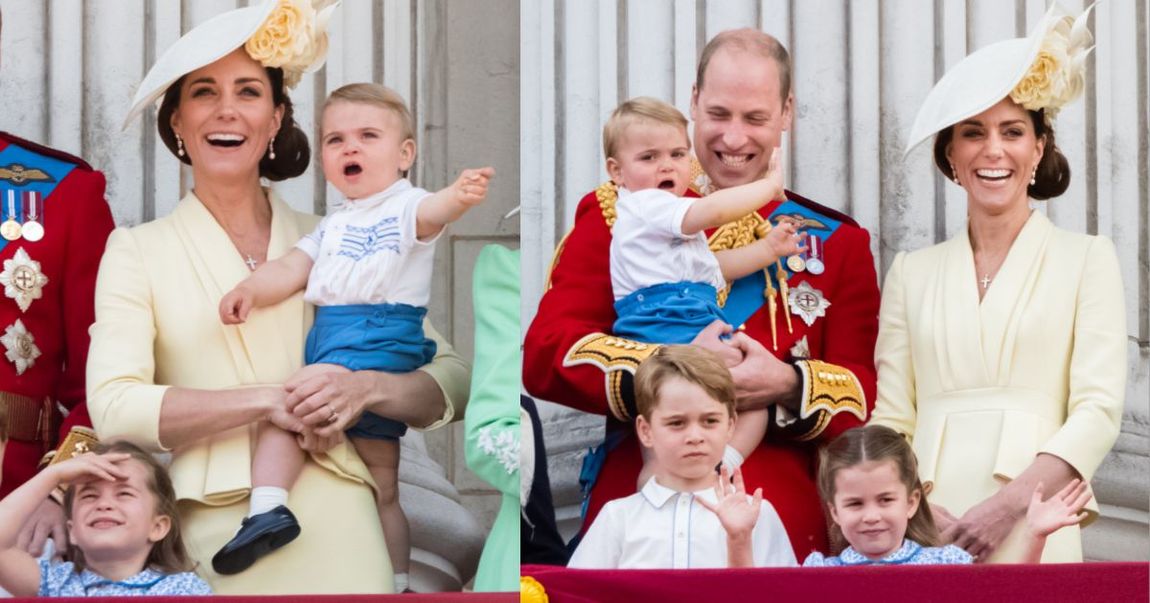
{"left": 567, "top": 345, "right": 796, "bottom": 569}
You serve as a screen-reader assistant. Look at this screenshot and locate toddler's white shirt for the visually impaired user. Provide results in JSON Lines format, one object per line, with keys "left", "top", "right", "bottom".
{"left": 297, "top": 179, "right": 440, "bottom": 307}
{"left": 610, "top": 187, "right": 725, "bottom": 301}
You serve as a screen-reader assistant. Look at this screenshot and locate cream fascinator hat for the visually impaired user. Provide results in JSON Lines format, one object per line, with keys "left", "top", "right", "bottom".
{"left": 905, "top": 2, "right": 1094, "bottom": 156}
{"left": 123, "top": 0, "right": 338, "bottom": 129}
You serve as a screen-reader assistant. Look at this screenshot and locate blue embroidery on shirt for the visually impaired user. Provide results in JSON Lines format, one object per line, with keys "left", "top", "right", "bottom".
{"left": 338, "top": 215, "right": 401, "bottom": 260}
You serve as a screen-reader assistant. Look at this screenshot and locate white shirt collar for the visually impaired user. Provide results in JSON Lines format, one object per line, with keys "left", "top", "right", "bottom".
{"left": 341, "top": 178, "right": 412, "bottom": 211}
{"left": 639, "top": 476, "right": 719, "bottom": 508}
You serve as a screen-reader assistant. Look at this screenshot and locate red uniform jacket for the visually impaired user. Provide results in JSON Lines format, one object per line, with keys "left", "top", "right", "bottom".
{"left": 523, "top": 183, "right": 880, "bottom": 558}
{"left": 0, "top": 131, "right": 114, "bottom": 498}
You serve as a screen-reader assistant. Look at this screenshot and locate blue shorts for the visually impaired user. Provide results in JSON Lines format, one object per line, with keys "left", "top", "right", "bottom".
{"left": 612, "top": 281, "right": 728, "bottom": 344}
{"left": 305, "top": 303, "right": 437, "bottom": 440}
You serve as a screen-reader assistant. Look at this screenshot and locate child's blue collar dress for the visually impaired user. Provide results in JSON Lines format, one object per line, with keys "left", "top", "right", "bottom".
{"left": 39, "top": 551, "right": 212, "bottom": 596}
{"left": 802, "top": 539, "right": 974, "bottom": 566}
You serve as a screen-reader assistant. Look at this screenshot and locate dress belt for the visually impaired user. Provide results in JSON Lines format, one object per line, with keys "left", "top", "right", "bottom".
{"left": 0, "top": 391, "right": 58, "bottom": 450}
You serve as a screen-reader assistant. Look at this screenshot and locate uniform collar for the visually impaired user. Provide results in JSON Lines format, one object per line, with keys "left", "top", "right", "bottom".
{"left": 639, "top": 477, "right": 719, "bottom": 509}
{"left": 340, "top": 178, "right": 412, "bottom": 212}
{"left": 838, "top": 539, "right": 922, "bottom": 565}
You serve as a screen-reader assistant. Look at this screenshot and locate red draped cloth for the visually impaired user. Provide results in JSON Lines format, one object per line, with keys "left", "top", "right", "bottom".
{"left": 6, "top": 594, "right": 517, "bottom": 602}
{"left": 521, "top": 563, "right": 1149, "bottom": 603}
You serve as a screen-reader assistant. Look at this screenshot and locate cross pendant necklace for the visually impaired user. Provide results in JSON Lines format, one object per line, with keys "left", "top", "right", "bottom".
{"left": 244, "top": 255, "right": 258, "bottom": 271}
{"left": 980, "top": 274, "right": 992, "bottom": 289}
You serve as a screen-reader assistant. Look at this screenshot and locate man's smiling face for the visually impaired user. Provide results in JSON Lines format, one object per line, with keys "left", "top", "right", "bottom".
{"left": 690, "top": 47, "right": 793, "bottom": 190}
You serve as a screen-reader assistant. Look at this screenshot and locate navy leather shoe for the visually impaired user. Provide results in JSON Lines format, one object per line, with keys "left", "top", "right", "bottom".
{"left": 212, "top": 505, "right": 301, "bottom": 575}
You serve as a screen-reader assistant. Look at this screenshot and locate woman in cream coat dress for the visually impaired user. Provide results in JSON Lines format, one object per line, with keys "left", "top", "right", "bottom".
{"left": 872, "top": 5, "right": 1125, "bottom": 563}
{"left": 86, "top": 1, "right": 468, "bottom": 593}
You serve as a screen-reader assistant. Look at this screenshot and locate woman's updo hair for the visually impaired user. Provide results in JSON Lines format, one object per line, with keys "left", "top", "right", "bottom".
{"left": 933, "top": 107, "right": 1071, "bottom": 201}
{"left": 156, "top": 66, "right": 310, "bottom": 182}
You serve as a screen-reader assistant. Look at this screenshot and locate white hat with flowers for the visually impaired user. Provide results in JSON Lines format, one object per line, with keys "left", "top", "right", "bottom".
{"left": 123, "top": 0, "right": 339, "bottom": 129}
{"left": 904, "top": 2, "right": 1095, "bottom": 156}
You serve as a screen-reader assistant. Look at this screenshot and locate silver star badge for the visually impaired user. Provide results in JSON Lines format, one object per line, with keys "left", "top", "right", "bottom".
{"left": 788, "top": 281, "right": 831, "bottom": 327}
{"left": 2, "top": 319, "right": 41, "bottom": 374}
{"left": 0, "top": 248, "right": 48, "bottom": 312}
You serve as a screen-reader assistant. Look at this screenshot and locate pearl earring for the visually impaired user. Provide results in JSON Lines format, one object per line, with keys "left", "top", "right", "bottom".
{"left": 1030, "top": 164, "right": 1038, "bottom": 186}
{"left": 176, "top": 134, "right": 185, "bottom": 157}
{"left": 950, "top": 163, "right": 960, "bottom": 186}
{"left": 268, "top": 138, "right": 276, "bottom": 160}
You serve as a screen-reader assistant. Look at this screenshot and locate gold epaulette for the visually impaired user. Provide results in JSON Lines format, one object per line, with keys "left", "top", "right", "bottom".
{"left": 791, "top": 359, "right": 868, "bottom": 441}
{"left": 595, "top": 181, "right": 618, "bottom": 228}
{"left": 564, "top": 333, "right": 658, "bottom": 422}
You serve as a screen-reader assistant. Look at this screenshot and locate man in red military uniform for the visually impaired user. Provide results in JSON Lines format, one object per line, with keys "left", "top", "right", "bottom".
{"left": 523, "top": 28, "right": 880, "bottom": 559}
{"left": 0, "top": 7, "right": 116, "bottom": 552}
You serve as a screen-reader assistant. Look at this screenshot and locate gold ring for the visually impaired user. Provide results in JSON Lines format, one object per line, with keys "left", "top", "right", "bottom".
{"left": 324, "top": 405, "right": 339, "bottom": 425}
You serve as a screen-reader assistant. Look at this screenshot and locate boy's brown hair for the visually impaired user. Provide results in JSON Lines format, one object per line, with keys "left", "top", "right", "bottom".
{"left": 634, "top": 345, "right": 736, "bottom": 420}
{"left": 322, "top": 82, "right": 415, "bottom": 143}
{"left": 63, "top": 440, "right": 196, "bottom": 574}
{"left": 602, "top": 96, "right": 689, "bottom": 160}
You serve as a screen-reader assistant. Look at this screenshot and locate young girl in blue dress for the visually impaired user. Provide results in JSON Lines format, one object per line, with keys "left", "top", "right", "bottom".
{"left": 804, "top": 425, "right": 1091, "bottom": 566}
{"left": 0, "top": 441, "right": 211, "bottom": 596}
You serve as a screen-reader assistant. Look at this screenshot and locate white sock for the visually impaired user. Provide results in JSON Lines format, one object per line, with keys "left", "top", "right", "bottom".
{"left": 248, "top": 487, "right": 288, "bottom": 517}
{"left": 722, "top": 445, "right": 745, "bottom": 472}
{"left": 393, "top": 572, "right": 409, "bottom": 592}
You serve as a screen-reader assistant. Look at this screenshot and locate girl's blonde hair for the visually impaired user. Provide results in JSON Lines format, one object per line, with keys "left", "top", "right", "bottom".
{"left": 63, "top": 440, "right": 195, "bottom": 574}
{"left": 817, "top": 425, "right": 940, "bottom": 549}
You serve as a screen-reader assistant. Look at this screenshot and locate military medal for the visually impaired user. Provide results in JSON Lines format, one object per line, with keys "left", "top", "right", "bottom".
{"left": 21, "top": 191, "right": 44, "bottom": 242}
{"left": 1, "top": 319, "right": 41, "bottom": 375}
{"left": 805, "top": 235, "right": 825, "bottom": 275}
{"left": 0, "top": 248, "right": 49, "bottom": 312}
{"left": 788, "top": 281, "right": 831, "bottom": 327}
{"left": 1, "top": 190, "right": 22, "bottom": 241}
{"left": 786, "top": 254, "right": 806, "bottom": 272}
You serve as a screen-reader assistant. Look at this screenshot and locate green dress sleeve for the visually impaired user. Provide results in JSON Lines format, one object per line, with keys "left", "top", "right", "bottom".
{"left": 464, "top": 245, "right": 521, "bottom": 592}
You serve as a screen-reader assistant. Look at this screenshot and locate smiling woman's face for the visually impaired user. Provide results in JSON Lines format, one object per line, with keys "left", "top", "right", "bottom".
{"left": 170, "top": 48, "right": 283, "bottom": 182}
{"left": 946, "top": 97, "right": 1044, "bottom": 215}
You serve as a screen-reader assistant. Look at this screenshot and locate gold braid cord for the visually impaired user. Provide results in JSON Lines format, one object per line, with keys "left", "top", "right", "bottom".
{"left": 708, "top": 212, "right": 766, "bottom": 306}
{"left": 791, "top": 359, "right": 868, "bottom": 441}
{"left": 544, "top": 229, "right": 573, "bottom": 291}
{"left": 596, "top": 181, "right": 619, "bottom": 229}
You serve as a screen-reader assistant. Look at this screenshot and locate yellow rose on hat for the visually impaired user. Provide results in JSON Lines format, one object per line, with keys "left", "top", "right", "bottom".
{"left": 1009, "top": 11, "right": 1092, "bottom": 120}
{"left": 245, "top": 0, "right": 337, "bottom": 88}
